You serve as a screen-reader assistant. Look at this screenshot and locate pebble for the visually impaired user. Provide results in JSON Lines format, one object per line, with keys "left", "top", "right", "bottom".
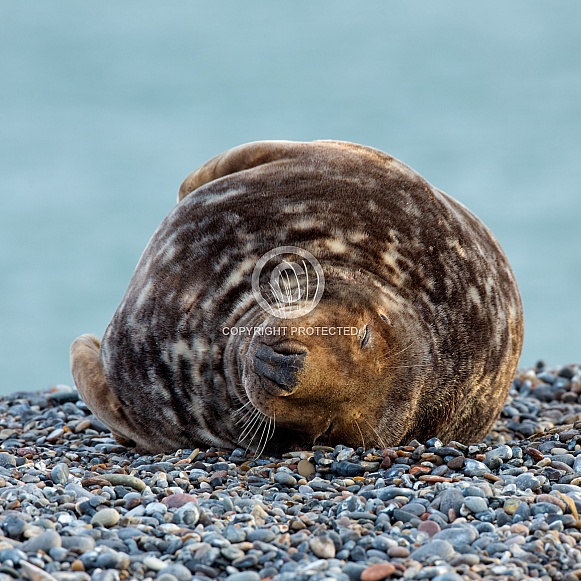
{"left": 50, "top": 462, "right": 69, "bottom": 485}
{"left": 410, "top": 539, "right": 456, "bottom": 561}
{"left": 90, "top": 508, "right": 120, "bottom": 527}
{"left": 360, "top": 563, "right": 397, "bottom": 581}
{"left": 309, "top": 535, "right": 336, "bottom": 558}
{"left": 1, "top": 363, "right": 581, "bottom": 581}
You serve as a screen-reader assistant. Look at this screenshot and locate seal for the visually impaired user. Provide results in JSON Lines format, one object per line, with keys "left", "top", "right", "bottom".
{"left": 71, "top": 140, "right": 524, "bottom": 454}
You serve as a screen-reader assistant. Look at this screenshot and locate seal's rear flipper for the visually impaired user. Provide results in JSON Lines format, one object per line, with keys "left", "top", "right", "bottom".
{"left": 70, "top": 334, "right": 136, "bottom": 447}
{"left": 178, "top": 140, "right": 311, "bottom": 202}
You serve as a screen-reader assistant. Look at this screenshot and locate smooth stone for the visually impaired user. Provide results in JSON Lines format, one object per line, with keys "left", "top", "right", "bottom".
{"left": 162, "top": 493, "right": 198, "bottom": 509}
{"left": 485, "top": 445, "right": 513, "bottom": 464}
{"left": 20, "top": 561, "right": 59, "bottom": 581}
{"left": 387, "top": 545, "right": 410, "bottom": 558}
{"left": 225, "top": 573, "right": 261, "bottom": 581}
{"left": 145, "top": 502, "right": 168, "bottom": 515}
{"left": 52, "top": 573, "right": 92, "bottom": 581}
{"left": 143, "top": 555, "right": 167, "bottom": 571}
{"left": 418, "top": 520, "right": 441, "bottom": 537}
{"left": 157, "top": 564, "right": 192, "bottom": 581}
{"left": 573, "top": 455, "right": 581, "bottom": 473}
{"left": 433, "top": 525, "right": 478, "bottom": 548}
{"left": 439, "top": 488, "right": 465, "bottom": 514}
{"left": 91, "top": 508, "right": 120, "bottom": 527}
{"left": 246, "top": 528, "right": 275, "bottom": 542}
{"left": 173, "top": 502, "right": 200, "bottom": 526}
{"left": 157, "top": 575, "right": 179, "bottom": 581}
{"left": 309, "top": 536, "right": 336, "bottom": 559}
{"left": 342, "top": 563, "right": 368, "bottom": 581}
{"left": 223, "top": 525, "right": 246, "bottom": 543}
{"left": 274, "top": 471, "right": 297, "bottom": 487}
{"left": 410, "top": 540, "right": 455, "bottom": 561}
{"left": 61, "top": 535, "right": 96, "bottom": 552}
{"left": 462, "top": 496, "right": 488, "bottom": 513}
{"left": 0, "top": 453, "right": 17, "bottom": 468}
{"left": 3, "top": 514, "right": 26, "bottom": 539}
{"left": 22, "top": 530, "right": 62, "bottom": 553}
{"left": 50, "top": 463, "right": 69, "bottom": 485}
{"left": 515, "top": 473, "right": 542, "bottom": 491}
{"left": 95, "top": 550, "right": 130, "bottom": 570}
{"left": 503, "top": 498, "right": 522, "bottom": 515}
{"left": 360, "top": 562, "right": 397, "bottom": 581}
{"left": 297, "top": 459, "right": 315, "bottom": 478}
{"left": 100, "top": 474, "right": 146, "bottom": 491}
{"left": 463, "top": 459, "right": 491, "bottom": 476}
{"left": 432, "top": 574, "right": 465, "bottom": 581}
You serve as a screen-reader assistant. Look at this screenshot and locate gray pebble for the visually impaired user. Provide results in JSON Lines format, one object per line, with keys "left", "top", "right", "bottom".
{"left": 50, "top": 462, "right": 69, "bottom": 485}
{"left": 158, "top": 564, "right": 192, "bottom": 581}
{"left": 246, "top": 528, "right": 275, "bottom": 542}
{"left": 91, "top": 507, "right": 120, "bottom": 527}
{"left": 462, "top": 496, "right": 488, "bottom": 513}
{"left": 463, "top": 459, "right": 491, "bottom": 476}
{"left": 309, "top": 536, "right": 336, "bottom": 559}
{"left": 515, "top": 472, "right": 542, "bottom": 491}
{"left": 432, "top": 574, "right": 465, "bottom": 581}
{"left": 410, "top": 539, "right": 456, "bottom": 561}
{"left": 0, "top": 452, "right": 16, "bottom": 468}
{"left": 433, "top": 525, "right": 478, "bottom": 549}
{"left": 439, "top": 487, "right": 465, "bottom": 514}
{"left": 274, "top": 471, "right": 297, "bottom": 487}
{"left": 225, "top": 573, "right": 261, "bottom": 581}
{"left": 22, "top": 529, "right": 62, "bottom": 553}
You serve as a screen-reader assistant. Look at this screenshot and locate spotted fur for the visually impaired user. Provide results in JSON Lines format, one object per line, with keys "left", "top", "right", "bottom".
{"left": 71, "top": 140, "right": 523, "bottom": 453}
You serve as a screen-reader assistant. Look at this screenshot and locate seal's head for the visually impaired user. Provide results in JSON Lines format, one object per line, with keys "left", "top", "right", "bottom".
{"left": 234, "top": 276, "right": 426, "bottom": 453}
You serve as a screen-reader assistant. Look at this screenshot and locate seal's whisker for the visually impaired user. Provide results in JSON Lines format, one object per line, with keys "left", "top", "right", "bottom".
{"left": 244, "top": 411, "right": 269, "bottom": 453}
{"left": 235, "top": 407, "right": 255, "bottom": 426}
{"left": 233, "top": 400, "right": 254, "bottom": 418}
{"left": 383, "top": 363, "right": 431, "bottom": 370}
{"left": 238, "top": 408, "right": 263, "bottom": 443}
{"left": 382, "top": 338, "right": 417, "bottom": 361}
{"left": 364, "top": 418, "right": 388, "bottom": 450}
{"left": 353, "top": 419, "right": 366, "bottom": 451}
{"left": 254, "top": 414, "right": 271, "bottom": 459}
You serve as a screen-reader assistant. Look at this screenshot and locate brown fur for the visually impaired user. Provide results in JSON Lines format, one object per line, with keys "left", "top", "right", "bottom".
{"left": 71, "top": 140, "right": 524, "bottom": 453}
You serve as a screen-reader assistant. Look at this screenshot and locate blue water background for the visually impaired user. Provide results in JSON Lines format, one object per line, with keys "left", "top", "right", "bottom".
{"left": 1, "top": 1, "right": 580, "bottom": 394}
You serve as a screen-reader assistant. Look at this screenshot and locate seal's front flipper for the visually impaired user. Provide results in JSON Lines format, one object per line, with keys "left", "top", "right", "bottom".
{"left": 70, "top": 334, "right": 135, "bottom": 447}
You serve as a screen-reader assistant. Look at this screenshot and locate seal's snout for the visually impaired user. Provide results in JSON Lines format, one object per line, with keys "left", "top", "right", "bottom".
{"left": 253, "top": 342, "right": 306, "bottom": 392}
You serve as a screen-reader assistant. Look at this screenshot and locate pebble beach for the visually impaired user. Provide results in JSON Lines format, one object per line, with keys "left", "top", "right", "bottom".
{"left": 1, "top": 363, "right": 581, "bottom": 581}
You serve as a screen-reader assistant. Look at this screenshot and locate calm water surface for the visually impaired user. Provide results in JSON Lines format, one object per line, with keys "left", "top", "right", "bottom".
{"left": 1, "top": 1, "right": 580, "bottom": 394}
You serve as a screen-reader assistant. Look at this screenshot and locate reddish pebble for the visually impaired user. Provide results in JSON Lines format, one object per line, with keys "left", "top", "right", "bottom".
{"left": 162, "top": 493, "right": 198, "bottom": 509}
{"left": 387, "top": 546, "right": 410, "bottom": 558}
{"left": 525, "top": 446, "right": 544, "bottom": 461}
{"left": 418, "top": 520, "right": 441, "bottom": 537}
{"left": 447, "top": 456, "right": 465, "bottom": 470}
{"left": 361, "top": 562, "right": 396, "bottom": 581}
{"left": 535, "top": 494, "right": 567, "bottom": 512}
{"left": 410, "top": 465, "right": 431, "bottom": 476}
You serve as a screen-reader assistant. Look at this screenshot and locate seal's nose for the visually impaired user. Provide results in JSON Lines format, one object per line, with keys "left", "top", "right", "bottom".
{"left": 253, "top": 343, "right": 306, "bottom": 391}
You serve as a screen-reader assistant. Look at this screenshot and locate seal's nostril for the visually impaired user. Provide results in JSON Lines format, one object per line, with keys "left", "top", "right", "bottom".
{"left": 253, "top": 344, "right": 306, "bottom": 390}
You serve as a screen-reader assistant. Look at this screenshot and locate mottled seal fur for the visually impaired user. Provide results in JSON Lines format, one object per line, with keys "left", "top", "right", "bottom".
{"left": 71, "top": 140, "right": 524, "bottom": 454}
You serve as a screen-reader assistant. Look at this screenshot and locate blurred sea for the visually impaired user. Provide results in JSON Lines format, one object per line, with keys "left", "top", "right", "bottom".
{"left": 1, "top": 1, "right": 580, "bottom": 395}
